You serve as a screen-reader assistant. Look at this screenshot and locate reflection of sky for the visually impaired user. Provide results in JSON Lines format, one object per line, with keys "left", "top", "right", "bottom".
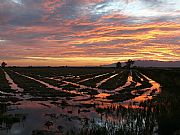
{"left": 0, "top": 0, "right": 180, "bottom": 66}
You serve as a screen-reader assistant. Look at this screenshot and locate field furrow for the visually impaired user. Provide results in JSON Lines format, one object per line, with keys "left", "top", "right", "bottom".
{"left": 0, "top": 68, "right": 13, "bottom": 93}
{"left": 6, "top": 70, "right": 78, "bottom": 98}
{"left": 99, "top": 70, "right": 129, "bottom": 90}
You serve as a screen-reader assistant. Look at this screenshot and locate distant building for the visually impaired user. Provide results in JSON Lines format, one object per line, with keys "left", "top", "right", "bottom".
{"left": 1, "top": 62, "right": 7, "bottom": 68}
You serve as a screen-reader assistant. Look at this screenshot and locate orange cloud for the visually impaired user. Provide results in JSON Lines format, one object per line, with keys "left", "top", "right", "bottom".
{"left": 0, "top": 1, "right": 179, "bottom": 66}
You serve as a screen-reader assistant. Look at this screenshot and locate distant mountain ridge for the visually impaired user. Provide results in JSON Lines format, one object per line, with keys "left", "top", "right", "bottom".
{"left": 102, "top": 60, "right": 180, "bottom": 67}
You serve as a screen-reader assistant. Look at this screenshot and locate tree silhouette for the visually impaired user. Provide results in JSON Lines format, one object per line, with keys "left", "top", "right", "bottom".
{"left": 1, "top": 62, "right": 7, "bottom": 68}
{"left": 125, "top": 59, "right": 134, "bottom": 69}
{"left": 116, "top": 62, "right": 121, "bottom": 69}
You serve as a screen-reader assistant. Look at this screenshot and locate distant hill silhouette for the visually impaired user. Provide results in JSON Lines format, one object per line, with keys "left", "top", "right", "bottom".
{"left": 102, "top": 60, "right": 180, "bottom": 67}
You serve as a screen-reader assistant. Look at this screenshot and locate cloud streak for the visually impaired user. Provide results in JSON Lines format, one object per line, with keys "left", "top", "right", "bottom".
{"left": 0, "top": 0, "right": 180, "bottom": 66}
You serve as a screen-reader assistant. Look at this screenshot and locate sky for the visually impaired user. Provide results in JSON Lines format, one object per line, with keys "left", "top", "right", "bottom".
{"left": 0, "top": 0, "right": 180, "bottom": 66}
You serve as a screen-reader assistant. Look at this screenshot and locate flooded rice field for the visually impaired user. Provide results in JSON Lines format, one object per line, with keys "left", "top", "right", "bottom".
{"left": 0, "top": 67, "right": 179, "bottom": 135}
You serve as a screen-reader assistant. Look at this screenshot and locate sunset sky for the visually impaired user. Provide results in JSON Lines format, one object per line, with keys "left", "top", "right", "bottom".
{"left": 0, "top": 0, "right": 180, "bottom": 66}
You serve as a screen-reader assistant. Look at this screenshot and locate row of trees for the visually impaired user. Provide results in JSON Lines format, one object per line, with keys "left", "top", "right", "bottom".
{"left": 116, "top": 59, "right": 135, "bottom": 69}
{"left": 1, "top": 60, "right": 134, "bottom": 69}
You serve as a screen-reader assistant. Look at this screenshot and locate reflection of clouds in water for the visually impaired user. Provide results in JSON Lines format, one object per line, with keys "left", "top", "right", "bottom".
{"left": 87, "top": 0, "right": 180, "bottom": 18}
